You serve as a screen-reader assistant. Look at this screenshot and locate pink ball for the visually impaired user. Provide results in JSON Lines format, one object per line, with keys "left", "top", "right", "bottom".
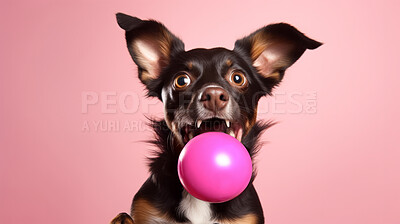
{"left": 177, "top": 132, "right": 252, "bottom": 203}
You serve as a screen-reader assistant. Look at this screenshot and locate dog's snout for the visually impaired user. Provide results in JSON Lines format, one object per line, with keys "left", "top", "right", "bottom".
{"left": 200, "top": 87, "right": 229, "bottom": 112}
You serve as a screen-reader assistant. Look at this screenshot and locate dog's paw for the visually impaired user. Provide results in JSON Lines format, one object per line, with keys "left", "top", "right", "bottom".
{"left": 110, "top": 213, "right": 134, "bottom": 224}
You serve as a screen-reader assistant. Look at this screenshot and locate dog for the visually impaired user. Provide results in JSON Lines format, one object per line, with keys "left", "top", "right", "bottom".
{"left": 111, "top": 13, "right": 321, "bottom": 224}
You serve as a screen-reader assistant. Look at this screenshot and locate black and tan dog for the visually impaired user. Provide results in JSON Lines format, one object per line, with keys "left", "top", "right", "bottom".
{"left": 112, "top": 13, "right": 321, "bottom": 224}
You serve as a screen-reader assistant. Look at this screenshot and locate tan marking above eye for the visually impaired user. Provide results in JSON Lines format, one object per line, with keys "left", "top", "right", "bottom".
{"left": 186, "top": 61, "right": 193, "bottom": 70}
{"left": 228, "top": 70, "right": 248, "bottom": 88}
{"left": 174, "top": 73, "right": 191, "bottom": 90}
{"left": 226, "top": 59, "right": 233, "bottom": 67}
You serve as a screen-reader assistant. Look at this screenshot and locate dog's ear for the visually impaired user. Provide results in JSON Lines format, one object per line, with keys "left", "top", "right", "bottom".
{"left": 116, "top": 13, "right": 184, "bottom": 95}
{"left": 234, "top": 23, "right": 321, "bottom": 91}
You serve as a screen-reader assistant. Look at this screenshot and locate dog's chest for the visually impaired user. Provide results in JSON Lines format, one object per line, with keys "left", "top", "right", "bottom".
{"left": 178, "top": 191, "right": 217, "bottom": 224}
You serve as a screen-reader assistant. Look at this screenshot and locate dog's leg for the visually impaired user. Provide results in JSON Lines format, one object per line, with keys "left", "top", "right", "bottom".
{"left": 110, "top": 213, "right": 134, "bottom": 224}
{"left": 218, "top": 213, "right": 260, "bottom": 224}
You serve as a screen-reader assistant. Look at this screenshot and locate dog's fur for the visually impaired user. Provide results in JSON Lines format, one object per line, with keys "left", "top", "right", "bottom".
{"left": 111, "top": 13, "right": 321, "bottom": 224}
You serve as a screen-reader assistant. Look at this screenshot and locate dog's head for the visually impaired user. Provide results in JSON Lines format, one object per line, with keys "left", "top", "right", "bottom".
{"left": 116, "top": 13, "right": 321, "bottom": 146}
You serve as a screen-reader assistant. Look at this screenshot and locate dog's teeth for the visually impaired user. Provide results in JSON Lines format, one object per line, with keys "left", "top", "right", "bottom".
{"left": 196, "top": 120, "right": 202, "bottom": 128}
{"left": 225, "top": 120, "right": 231, "bottom": 128}
{"left": 228, "top": 130, "right": 235, "bottom": 138}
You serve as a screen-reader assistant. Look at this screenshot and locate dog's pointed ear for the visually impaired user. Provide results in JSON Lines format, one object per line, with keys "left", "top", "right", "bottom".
{"left": 116, "top": 13, "right": 185, "bottom": 93}
{"left": 234, "top": 23, "right": 322, "bottom": 89}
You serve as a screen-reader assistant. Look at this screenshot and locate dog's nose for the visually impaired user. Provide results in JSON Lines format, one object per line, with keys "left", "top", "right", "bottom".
{"left": 200, "top": 87, "right": 229, "bottom": 112}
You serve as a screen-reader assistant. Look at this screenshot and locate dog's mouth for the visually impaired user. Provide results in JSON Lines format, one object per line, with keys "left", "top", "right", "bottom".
{"left": 180, "top": 118, "right": 243, "bottom": 144}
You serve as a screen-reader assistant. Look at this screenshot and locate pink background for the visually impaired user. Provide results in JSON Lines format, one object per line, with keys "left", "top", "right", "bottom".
{"left": 1, "top": 0, "right": 399, "bottom": 223}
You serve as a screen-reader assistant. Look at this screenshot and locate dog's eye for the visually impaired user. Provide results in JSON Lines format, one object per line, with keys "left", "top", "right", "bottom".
{"left": 229, "top": 71, "right": 247, "bottom": 87}
{"left": 174, "top": 73, "right": 191, "bottom": 90}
